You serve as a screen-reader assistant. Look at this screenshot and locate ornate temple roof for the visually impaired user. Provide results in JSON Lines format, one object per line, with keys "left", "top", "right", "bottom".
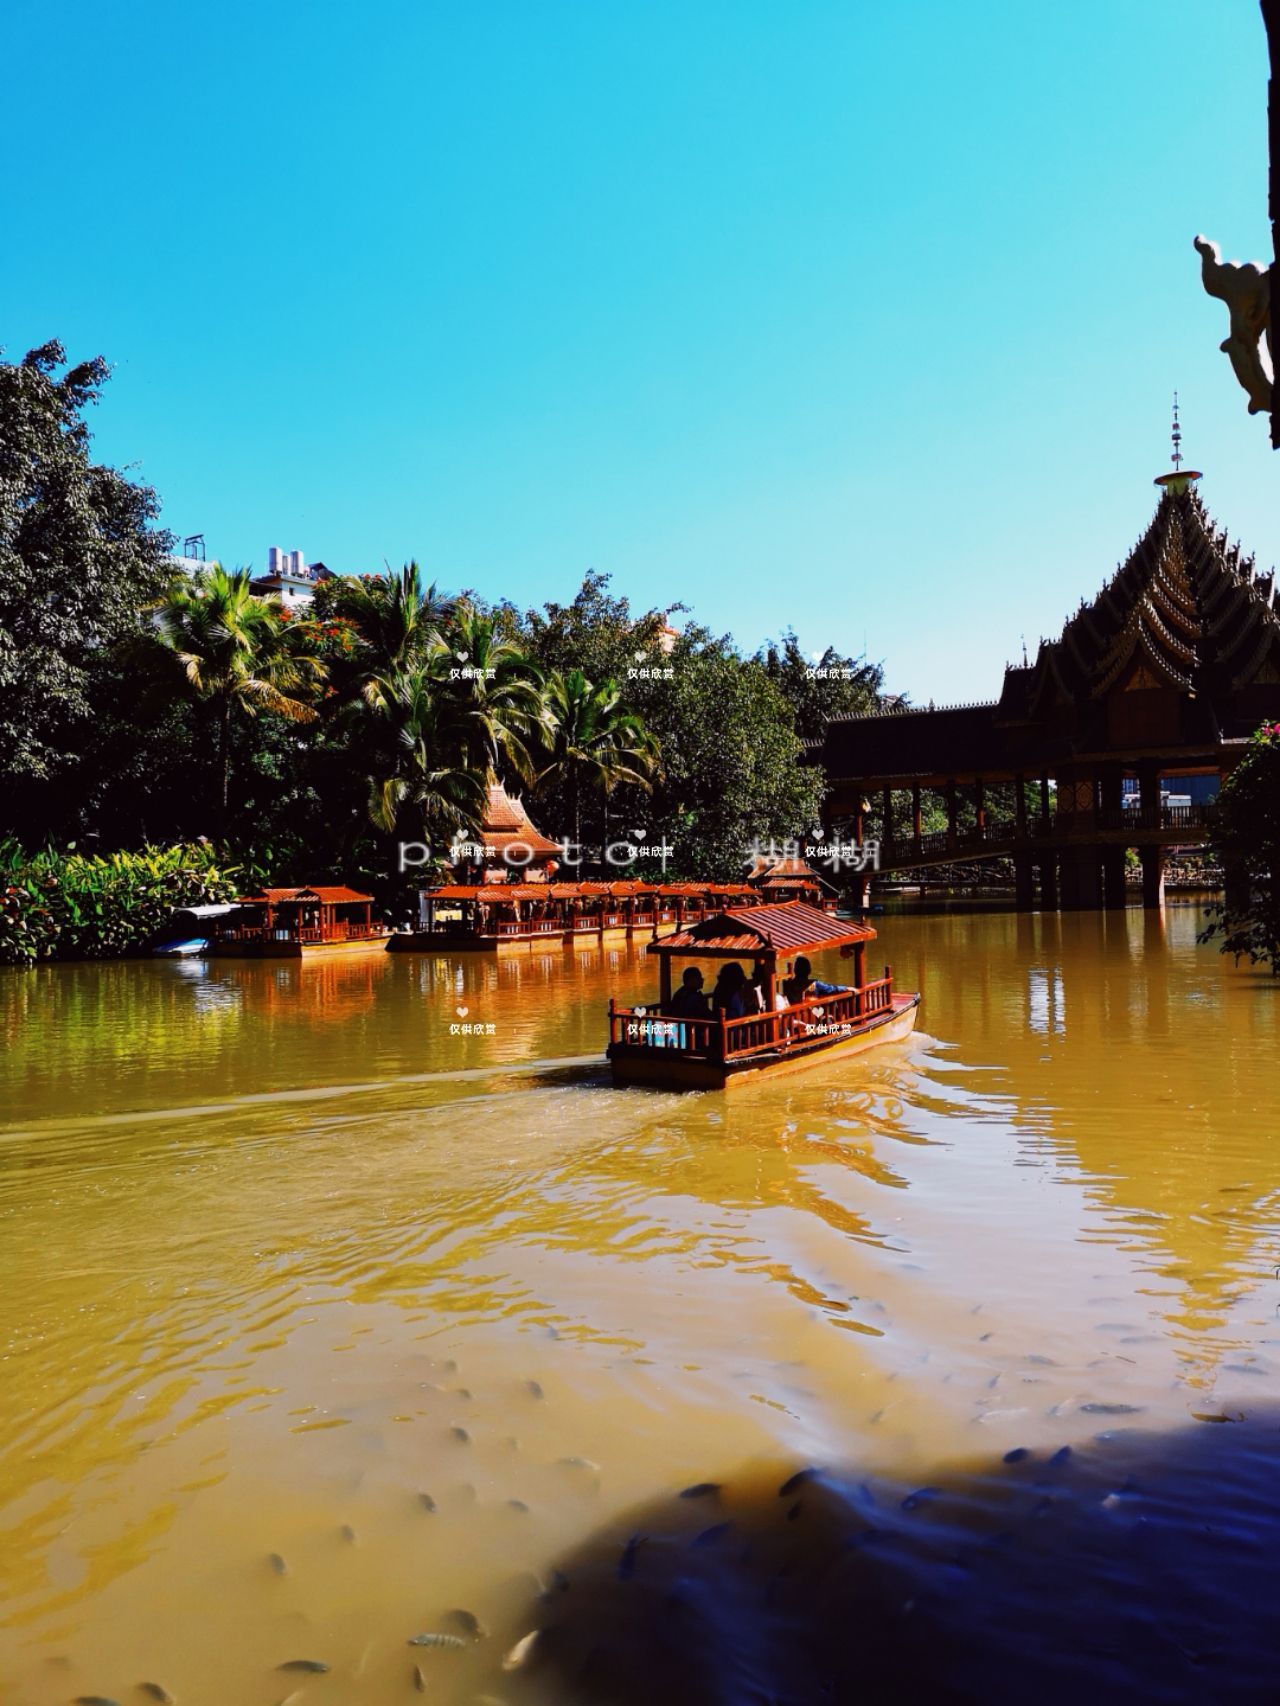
{"left": 467, "top": 783, "right": 562, "bottom": 861}
{"left": 1011, "top": 485, "right": 1280, "bottom": 722}
{"left": 815, "top": 476, "right": 1280, "bottom": 786}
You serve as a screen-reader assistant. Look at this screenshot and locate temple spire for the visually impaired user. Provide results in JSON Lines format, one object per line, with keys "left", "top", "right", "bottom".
{"left": 1154, "top": 391, "right": 1202, "bottom": 491}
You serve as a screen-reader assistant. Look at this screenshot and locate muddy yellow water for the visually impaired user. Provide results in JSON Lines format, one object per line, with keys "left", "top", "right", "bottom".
{"left": 1, "top": 907, "right": 1278, "bottom": 1704}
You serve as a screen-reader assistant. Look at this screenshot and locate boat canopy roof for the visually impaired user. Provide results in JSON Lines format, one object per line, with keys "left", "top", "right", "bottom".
{"left": 237, "top": 886, "right": 374, "bottom": 905}
{"left": 648, "top": 901, "right": 875, "bottom": 960}
{"left": 422, "top": 880, "right": 760, "bottom": 902}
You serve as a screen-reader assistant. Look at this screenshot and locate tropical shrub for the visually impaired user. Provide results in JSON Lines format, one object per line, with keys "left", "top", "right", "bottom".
{"left": 0, "top": 841, "right": 241, "bottom": 966}
{"left": 1199, "top": 721, "right": 1280, "bottom": 973}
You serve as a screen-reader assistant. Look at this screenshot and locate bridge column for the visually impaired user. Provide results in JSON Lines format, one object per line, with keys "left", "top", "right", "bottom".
{"left": 911, "top": 783, "right": 922, "bottom": 846}
{"left": 1014, "top": 852, "right": 1035, "bottom": 912}
{"left": 1039, "top": 852, "right": 1059, "bottom": 910}
{"left": 882, "top": 786, "right": 893, "bottom": 845}
{"left": 1101, "top": 846, "right": 1128, "bottom": 910}
{"left": 975, "top": 775, "right": 986, "bottom": 834}
{"left": 1139, "top": 846, "right": 1165, "bottom": 910}
{"left": 1014, "top": 773, "right": 1027, "bottom": 839}
{"left": 1039, "top": 773, "right": 1052, "bottom": 831}
{"left": 1059, "top": 846, "right": 1102, "bottom": 911}
{"left": 1138, "top": 760, "right": 1161, "bottom": 830}
{"left": 945, "top": 780, "right": 957, "bottom": 849}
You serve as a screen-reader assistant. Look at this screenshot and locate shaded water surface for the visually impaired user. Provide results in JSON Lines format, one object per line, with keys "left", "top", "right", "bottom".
{"left": 1, "top": 908, "right": 1278, "bottom": 1703}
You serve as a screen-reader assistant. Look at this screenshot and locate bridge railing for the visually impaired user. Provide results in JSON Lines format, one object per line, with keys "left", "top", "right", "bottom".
{"left": 876, "top": 803, "right": 1213, "bottom": 870}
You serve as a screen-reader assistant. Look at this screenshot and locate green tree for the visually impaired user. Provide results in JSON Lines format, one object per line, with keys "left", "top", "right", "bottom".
{"left": 760, "top": 628, "right": 883, "bottom": 743}
{"left": 536, "top": 668, "right": 660, "bottom": 850}
{"left": 636, "top": 644, "right": 824, "bottom": 877}
{"left": 439, "top": 605, "right": 548, "bottom": 789}
{"left": 318, "top": 561, "right": 453, "bottom": 687}
{"left": 0, "top": 341, "right": 172, "bottom": 822}
{"left": 1200, "top": 721, "right": 1280, "bottom": 973}
{"left": 362, "top": 661, "right": 488, "bottom": 842}
{"left": 149, "top": 564, "right": 325, "bottom": 828}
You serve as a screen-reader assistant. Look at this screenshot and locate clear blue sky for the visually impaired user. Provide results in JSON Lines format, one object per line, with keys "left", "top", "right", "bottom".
{"left": 2, "top": 0, "right": 1274, "bottom": 703}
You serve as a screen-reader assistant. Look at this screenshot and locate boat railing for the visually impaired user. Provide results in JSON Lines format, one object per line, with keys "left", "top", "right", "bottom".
{"left": 608, "top": 972, "right": 895, "bottom": 1062}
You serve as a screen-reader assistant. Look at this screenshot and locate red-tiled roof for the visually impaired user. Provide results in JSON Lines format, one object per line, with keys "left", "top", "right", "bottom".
{"left": 650, "top": 901, "right": 875, "bottom": 957}
{"left": 470, "top": 784, "right": 562, "bottom": 857}
{"left": 238, "top": 886, "right": 374, "bottom": 904}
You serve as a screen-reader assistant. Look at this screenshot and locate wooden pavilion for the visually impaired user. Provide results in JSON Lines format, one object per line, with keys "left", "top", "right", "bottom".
{"left": 746, "top": 853, "right": 838, "bottom": 910}
{"left": 812, "top": 470, "right": 1280, "bottom": 910}
{"left": 208, "top": 886, "right": 387, "bottom": 957}
{"left": 392, "top": 879, "right": 765, "bottom": 952}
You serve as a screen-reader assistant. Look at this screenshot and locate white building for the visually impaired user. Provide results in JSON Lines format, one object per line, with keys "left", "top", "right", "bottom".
{"left": 249, "top": 547, "right": 333, "bottom": 608}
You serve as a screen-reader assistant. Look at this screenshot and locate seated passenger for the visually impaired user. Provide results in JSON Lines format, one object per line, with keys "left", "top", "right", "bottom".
{"left": 711, "top": 961, "right": 749, "bottom": 1020}
{"left": 667, "top": 966, "right": 711, "bottom": 1019}
{"left": 781, "top": 955, "right": 847, "bottom": 1005}
{"left": 746, "top": 965, "right": 771, "bottom": 1014}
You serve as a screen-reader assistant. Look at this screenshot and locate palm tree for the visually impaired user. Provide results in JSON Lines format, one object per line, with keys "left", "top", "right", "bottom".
{"left": 151, "top": 563, "right": 325, "bottom": 828}
{"left": 434, "top": 606, "right": 548, "bottom": 788}
{"left": 362, "top": 662, "right": 488, "bottom": 843}
{"left": 332, "top": 561, "right": 453, "bottom": 681}
{"left": 537, "top": 669, "right": 660, "bottom": 852}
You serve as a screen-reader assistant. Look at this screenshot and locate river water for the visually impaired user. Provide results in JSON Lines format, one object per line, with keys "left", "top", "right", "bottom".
{"left": 2, "top": 906, "right": 1279, "bottom": 1704}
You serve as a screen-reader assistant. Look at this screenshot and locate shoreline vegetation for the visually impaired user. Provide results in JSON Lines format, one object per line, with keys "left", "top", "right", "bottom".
{"left": 1, "top": 344, "right": 1274, "bottom": 970}
{"left": 0, "top": 343, "right": 885, "bottom": 925}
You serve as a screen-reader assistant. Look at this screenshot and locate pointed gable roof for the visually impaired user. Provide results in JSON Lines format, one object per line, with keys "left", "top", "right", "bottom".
{"left": 1024, "top": 485, "right": 1280, "bottom": 717}
{"left": 471, "top": 783, "right": 562, "bottom": 860}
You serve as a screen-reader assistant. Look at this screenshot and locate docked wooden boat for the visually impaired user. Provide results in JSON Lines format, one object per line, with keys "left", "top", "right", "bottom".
{"left": 389, "top": 880, "right": 765, "bottom": 953}
{"left": 607, "top": 901, "right": 919, "bottom": 1090}
{"left": 206, "top": 886, "right": 389, "bottom": 958}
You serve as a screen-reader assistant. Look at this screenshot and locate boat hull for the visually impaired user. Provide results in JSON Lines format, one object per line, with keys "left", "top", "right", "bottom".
{"left": 208, "top": 935, "right": 390, "bottom": 959}
{"left": 608, "top": 993, "right": 919, "bottom": 1090}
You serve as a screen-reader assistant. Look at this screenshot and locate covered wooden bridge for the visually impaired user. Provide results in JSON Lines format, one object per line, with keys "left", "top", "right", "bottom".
{"left": 812, "top": 471, "right": 1280, "bottom": 910}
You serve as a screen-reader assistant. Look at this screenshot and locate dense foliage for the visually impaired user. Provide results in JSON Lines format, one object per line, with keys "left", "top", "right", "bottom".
{"left": 0, "top": 343, "right": 889, "bottom": 894}
{"left": 0, "top": 343, "right": 172, "bottom": 820}
{"left": 1200, "top": 722, "right": 1280, "bottom": 973}
{"left": 0, "top": 842, "right": 240, "bottom": 965}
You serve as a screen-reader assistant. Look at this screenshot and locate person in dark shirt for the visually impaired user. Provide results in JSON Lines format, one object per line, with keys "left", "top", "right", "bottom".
{"left": 781, "top": 955, "right": 846, "bottom": 1006}
{"left": 711, "top": 961, "right": 749, "bottom": 1020}
{"left": 667, "top": 966, "right": 711, "bottom": 1019}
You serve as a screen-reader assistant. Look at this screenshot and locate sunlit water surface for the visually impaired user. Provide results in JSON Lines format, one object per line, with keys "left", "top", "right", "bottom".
{"left": 1, "top": 907, "right": 1278, "bottom": 1703}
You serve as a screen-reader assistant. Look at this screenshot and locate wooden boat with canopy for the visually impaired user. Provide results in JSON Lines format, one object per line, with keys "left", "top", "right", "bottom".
{"left": 607, "top": 901, "right": 919, "bottom": 1090}
{"left": 391, "top": 880, "right": 764, "bottom": 952}
{"left": 207, "top": 886, "right": 388, "bottom": 958}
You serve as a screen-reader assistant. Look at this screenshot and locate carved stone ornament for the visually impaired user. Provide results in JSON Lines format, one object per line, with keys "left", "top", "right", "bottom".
{"left": 1194, "top": 235, "right": 1274, "bottom": 415}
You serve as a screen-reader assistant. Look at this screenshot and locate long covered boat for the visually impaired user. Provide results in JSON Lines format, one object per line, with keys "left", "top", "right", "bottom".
{"left": 207, "top": 886, "right": 389, "bottom": 958}
{"left": 389, "top": 880, "right": 765, "bottom": 952}
{"left": 607, "top": 901, "right": 919, "bottom": 1090}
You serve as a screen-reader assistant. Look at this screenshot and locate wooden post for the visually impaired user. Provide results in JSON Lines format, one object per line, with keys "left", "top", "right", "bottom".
{"left": 945, "top": 780, "right": 957, "bottom": 847}
{"left": 659, "top": 954, "right": 672, "bottom": 1010}
{"left": 975, "top": 775, "right": 986, "bottom": 834}
{"left": 1014, "top": 773, "right": 1027, "bottom": 838}
{"left": 1040, "top": 773, "right": 1051, "bottom": 829}
{"left": 881, "top": 785, "right": 893, "bottom": 846}
{"left": 912, "top": 783, "right": 922, "bottom": 844}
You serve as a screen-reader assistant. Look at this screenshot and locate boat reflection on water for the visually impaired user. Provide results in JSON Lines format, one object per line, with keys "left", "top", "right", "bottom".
{"left": 493, "top": 1416, "right": 1280, "bottom": 1705}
